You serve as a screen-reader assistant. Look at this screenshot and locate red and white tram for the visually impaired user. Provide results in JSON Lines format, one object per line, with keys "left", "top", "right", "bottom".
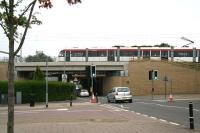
{"left": 58, "top": 47, "right": 200, "bottom": 62}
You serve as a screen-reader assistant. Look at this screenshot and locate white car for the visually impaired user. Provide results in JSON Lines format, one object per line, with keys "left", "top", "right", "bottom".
{"left": 107, "top": 87, "right": 132, "bottom": 103}
{"left": 79, "top": 89, "right": 89, "bottom": 97}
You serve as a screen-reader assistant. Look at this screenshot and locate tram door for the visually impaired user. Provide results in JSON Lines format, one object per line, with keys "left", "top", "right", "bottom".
{"left": 65, "top": 51, "right": 70, "bottom": 61}
{"left": 108, "top": 50, "right": 115, "bottom": 61}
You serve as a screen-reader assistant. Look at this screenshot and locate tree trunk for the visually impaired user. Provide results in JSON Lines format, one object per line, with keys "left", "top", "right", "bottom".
{"left": 7, "top": 0, "right": 15, "bottom": 132}
{"left": 7, "top": 39, "right": 15, "bottom": 133}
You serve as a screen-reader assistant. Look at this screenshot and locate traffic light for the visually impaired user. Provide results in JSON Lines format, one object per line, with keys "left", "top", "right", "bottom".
{"left": 154, "top": 70, "right": 158, "bottom": 80}
{"left": 149, "top": 70, "right": 153, "bottom": 80}
{"left": 90, "top": 65, "right": 96, "bottom": 78}
{"left": 149, "top": 70, "right": 158, "bottom": 80}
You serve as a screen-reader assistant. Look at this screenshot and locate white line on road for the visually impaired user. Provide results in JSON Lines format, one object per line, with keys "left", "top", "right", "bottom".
{"left": 57, "top": 109, "right": 68, "bottom": 111}
{"left": 169, "top": 122, "right": 180, "bottom": 126}
{"left": 136, "top": 102, "right": 200, "bottom": 112}
{"left": 150, "top": 116, "right": 157, "bottom": 120}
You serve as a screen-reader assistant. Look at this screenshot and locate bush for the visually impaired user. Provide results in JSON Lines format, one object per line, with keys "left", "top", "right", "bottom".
{"left": 0, "top": 81, "right": 76, "bottom": 103}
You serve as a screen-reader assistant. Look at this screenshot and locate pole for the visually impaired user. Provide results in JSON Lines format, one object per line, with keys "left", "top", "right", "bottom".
{"left": 170, "top": 79, "right": 172, "bottom": 94}
{"left": 46, "top": 59, "right": 48, "bottom": 108}
{"left": 152, "top": 79, "right": 154, "bottom": 100}
{"left": 91, "top": 77, "right": 94, "bottom": 95}
{"left": 165, "top": 80, "right": 167, "bottom": 100}
{"left": 189, "top": 102, "right": 194, "bottom": 129}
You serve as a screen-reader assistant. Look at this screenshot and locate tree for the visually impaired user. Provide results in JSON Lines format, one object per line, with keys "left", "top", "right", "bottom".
{"left": 25, "top": 51, "right": 53, "bottom": 62}
{"left": 0, "top": 0, "right": 81, "bottom": 133}
{"left": 154, "top": 43, "right": 171, "bottom": 47}
{"left": 33, "top": 66, "right": 45, "bottom": 80}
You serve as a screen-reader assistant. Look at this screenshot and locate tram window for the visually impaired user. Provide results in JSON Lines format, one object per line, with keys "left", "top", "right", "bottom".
{"left": 88, "top": 51, "right": 106, "bottom": 57}
{"left": 151, "top": 51, "right": 160, "bottom": 57}
{"left": 58, "top": 51, "right": 64, "bottom": 57}
{"left": 120, "top": 50, "right": 136, "bottom": 57}
{"left": 174, "top": 51, "right": 192, "bottom": 57}
{"left": 71, "top": 51, "right": 86, "bottom": 57}
{"left": 143, "top": 50, "right": 150, "bottom": 57}
{"left": 98, "top": 51, "right": 106, "bottom": 57}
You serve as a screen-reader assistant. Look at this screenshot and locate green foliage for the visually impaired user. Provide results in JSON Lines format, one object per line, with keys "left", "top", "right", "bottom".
{"left": 154, "top": 43, "right": 171, "bottom": 47}
{"left": 25, "top": 52, "right": 53, "bottom": 62}
{"left": 33, "top": 66, "right": 45, "bottom": 80}
{"left": 0, "top": 81, "right": 76, "bottom": 103}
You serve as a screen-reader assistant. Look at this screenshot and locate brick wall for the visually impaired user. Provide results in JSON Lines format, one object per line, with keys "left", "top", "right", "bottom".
{"left": 0, "top": 63, "right": 7, "bottom": 80}
{"left": 103, "top": 61, "right": 200, "bottom": 96}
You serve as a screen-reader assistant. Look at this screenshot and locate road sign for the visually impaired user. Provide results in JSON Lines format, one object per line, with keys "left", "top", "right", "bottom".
{"left": 62, "top": 74, "right": 67, "bottom": 82}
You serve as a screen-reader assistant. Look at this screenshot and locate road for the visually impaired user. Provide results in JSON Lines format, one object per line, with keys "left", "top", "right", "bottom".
{"left": 99, "top": 96, "right": 200, "bottom": 130}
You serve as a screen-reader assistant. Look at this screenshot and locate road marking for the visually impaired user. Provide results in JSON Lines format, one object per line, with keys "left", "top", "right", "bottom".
{"left": 169, "top": 122, "right": 180, "bottom": 126}
{"left": 100, "top": 104, "right": 128, "bottom": 112}
{"left": 142, "top": 114, "right": 148, "bottom": 117}
{"left": 57, "top": 109, "right": 68, "bottom": 111}
{"left": 136, "top": 102, "right": 200, "bottom": 112}
{"left": 150, "top": 116, "right": 157, "bottom": 120}
{"left": 159, "top": 119, "right": 167, "bottom": 123}
{"left": 136, "top": 112, "right": 141, "bottom": 115}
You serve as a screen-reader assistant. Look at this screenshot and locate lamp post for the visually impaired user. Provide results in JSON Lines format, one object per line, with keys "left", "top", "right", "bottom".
{"left": 45, "top": 58, "right": 48, "bottom": 108}
{"left": 180, "top": 37, "right": 194, "bottom": 47}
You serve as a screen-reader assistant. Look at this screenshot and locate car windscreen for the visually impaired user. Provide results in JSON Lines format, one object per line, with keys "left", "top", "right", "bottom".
{"left": 117, "top": 88, "right": 129, "bottom": 92}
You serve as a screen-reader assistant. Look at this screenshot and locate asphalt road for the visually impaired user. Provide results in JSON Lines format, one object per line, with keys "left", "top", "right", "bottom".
{"left": 99, "top": 96, "right": 200, "bottom": 130}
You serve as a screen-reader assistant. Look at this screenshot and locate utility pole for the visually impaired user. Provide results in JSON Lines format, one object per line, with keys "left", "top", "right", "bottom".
{"left": 45, "top": 58, "right": 48, "bottom": 108}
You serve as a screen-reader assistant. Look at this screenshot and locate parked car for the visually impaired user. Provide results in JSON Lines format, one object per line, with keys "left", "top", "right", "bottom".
{"left": 107, "top": 87, "right": 132, "bottom": 103}
{"left": 78, "top": 89, "right": 89, "bottom": 97}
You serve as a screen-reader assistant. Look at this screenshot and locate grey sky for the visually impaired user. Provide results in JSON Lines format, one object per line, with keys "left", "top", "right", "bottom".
{"left": 1, "top": 0, "right": 200, "bottom": 57}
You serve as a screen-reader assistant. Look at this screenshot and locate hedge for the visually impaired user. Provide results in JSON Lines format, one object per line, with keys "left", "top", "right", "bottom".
{"left": 0, "top": 81, "right": 76, "bottom": 103}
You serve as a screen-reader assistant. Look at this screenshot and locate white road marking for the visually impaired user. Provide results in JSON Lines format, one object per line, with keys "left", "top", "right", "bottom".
{"left": 169, "top": 122, "right": 180, "bottom": 126}
{"left": 136, "top": 102, "right": 200, "bottom": 112}
{"left": 150, "top": 116, "right": 157, "bottom": 120}
{"left": 136, "top": 112, "right": 141, "bottom": 115}
{"left": 57, "top": 109, "right": 68, "bottom": 111}
{"left": 159, "top": 119, "right": 167, "bottom": 123}
{"left": 142, "top": 114, "right": 148, "bottom": 117}
{"left": 100, "top": 104, "right": 127, "bottom": 112}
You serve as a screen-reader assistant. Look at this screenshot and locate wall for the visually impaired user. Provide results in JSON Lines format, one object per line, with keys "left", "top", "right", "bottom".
{"left": 103, "top": 61, "right": 200, "bottom": 96}
{"left": 0, "top": 63, "right": 7, "bottom": 81}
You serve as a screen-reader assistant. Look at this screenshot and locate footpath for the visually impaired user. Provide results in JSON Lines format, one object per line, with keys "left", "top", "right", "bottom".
{"left": 0, "top": 95, "right": 200, "bottom": 133}
{"left": 0, "top": 100, "right": 199, "bottom": 133}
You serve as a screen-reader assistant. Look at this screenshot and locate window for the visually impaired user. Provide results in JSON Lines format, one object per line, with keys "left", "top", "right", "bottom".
{"left": 143, "top": 50, "right": 150, "bottom": 58}
{"left": 58, "top": 51, "right": 64, "bottom": 57}
{"left": 117, "top": 87, "right": 129, "bottom": 92}
{"left": 151, "top": 50, "right": 160, "bottom": 57}
{"left": 174, "top": 51, "right": 193, "bottom": 57}
{"left": 120, "top": 50, "right": 137, "bottom": 57}
{"left": 88, "top": 51, "right": 107, "bottom": 57}
{"left": 71, "top": 51, "right": 86, "bottom": 57}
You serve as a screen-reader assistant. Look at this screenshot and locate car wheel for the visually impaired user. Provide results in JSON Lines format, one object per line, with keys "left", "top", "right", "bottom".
{"left": 114, "top": 98, "right": 118, "bottom": 103}
{"left": 129, "top": 99, "right": 132, "bottom": 103}
{"left": 107, "top": 99, "right": 110, "bottom": 103}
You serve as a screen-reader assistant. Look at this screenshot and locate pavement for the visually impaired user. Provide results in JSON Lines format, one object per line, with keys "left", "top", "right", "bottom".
{"left": 0, "top": 95, "right": 200, "bottom": 133}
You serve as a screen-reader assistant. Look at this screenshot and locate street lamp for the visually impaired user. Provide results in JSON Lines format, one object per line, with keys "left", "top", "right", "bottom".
{"left": 180, "top": 37, "right": 194, "bottom": 47}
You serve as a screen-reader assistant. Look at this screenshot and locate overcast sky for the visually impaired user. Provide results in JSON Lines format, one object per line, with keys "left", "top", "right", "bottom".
{"left": 1, "top": 0, "right": 200, "bottom": 57}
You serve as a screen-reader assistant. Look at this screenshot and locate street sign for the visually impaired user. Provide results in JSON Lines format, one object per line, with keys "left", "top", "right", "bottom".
{"left": 62, "top": 74, "right": 67, "bottom": 82}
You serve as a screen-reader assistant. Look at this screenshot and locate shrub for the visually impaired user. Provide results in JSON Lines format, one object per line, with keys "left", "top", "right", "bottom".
{"left": 0, "top": 81, "right": 75, "bottom": 103}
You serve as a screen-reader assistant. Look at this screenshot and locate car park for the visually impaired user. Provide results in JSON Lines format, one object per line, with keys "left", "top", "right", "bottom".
{"left": 78, "top": 89, "right": 89, "bottom": 97}
{"left": 107, "top": 87, "right": 132, "bottom": 103}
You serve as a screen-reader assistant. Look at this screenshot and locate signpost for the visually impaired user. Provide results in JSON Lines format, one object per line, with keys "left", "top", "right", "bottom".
{"left": 149, "top": 69, "right": 158, "bottom": 100}
{"left": 163, "top": 76, "right": 168, "bottom": 100}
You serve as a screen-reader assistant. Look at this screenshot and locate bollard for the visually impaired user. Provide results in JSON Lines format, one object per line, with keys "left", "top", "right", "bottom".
{"left": 96, "top": 92, "right": 98, "bottom": 103}
{"left": 70, "top": 95, "right": 72, "bottom": 107}
{"left": 189, "top": 102, "right": 194, "bottom": 129}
